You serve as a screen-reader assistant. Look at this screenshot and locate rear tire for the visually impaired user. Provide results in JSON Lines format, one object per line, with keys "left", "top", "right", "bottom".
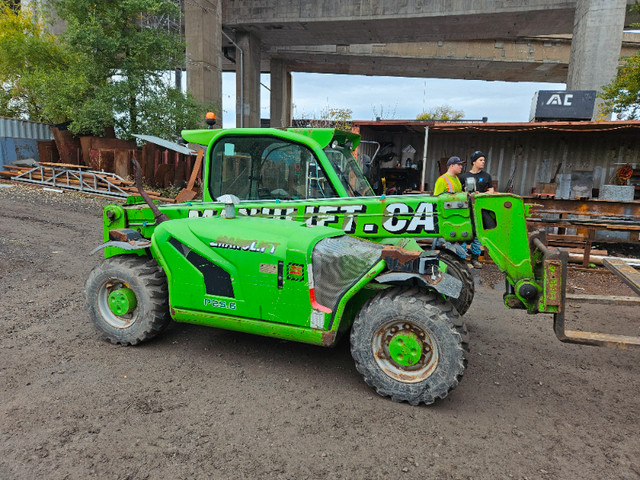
{"left": 438, "top": 251, "right": 475, "bottom": 316}
{"left": 85, "top": 255, "right": 171, "bottom": 345}
{"left": 350, "top": 287, "right": 466, "bottom": 405}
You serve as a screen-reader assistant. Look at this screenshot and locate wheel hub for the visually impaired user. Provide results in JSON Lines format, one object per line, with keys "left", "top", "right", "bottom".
{"left": 388, "top": 330, "right": 423, "bottom": 366}
{"left": 108, "top": 287, "right": 137, "bottom": 316}
{"left": 373, "top": 321, "right": 439, "bottom": 383}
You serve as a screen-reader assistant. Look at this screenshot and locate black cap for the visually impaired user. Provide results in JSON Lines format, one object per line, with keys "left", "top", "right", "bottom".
{"left": 471, "top": 151, "right": 485, "bottom": 163}
{"left": 446, "top": 156, "right": 464, "bottom": 166}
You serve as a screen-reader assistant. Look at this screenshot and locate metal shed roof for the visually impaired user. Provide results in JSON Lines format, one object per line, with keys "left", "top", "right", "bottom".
{"left": 352, "top": 119, "right": 640, "bottom": 133}
{"left": 132, "top": 134, "right": 196, "bottom": 155}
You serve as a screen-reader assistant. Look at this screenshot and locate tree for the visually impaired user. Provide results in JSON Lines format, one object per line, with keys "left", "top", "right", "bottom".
{"left": 53, "top": 0, "right": 215, "bottom": 140}
{"left": 0, "top": 0, "right": 214, "bottom": 141}
{"left": 599, "top": 52, "right": 640, "bottom": 120}
{"left": 416, "top": 105, "right": 464, "bottom": 121}
{"left": 598, "top": 5, "right": 640, "bottom": 120}
{"left": 295, "top": 106, "right": 353, "bottom": 130}
{"left": 0, "top": 2, "right": 83, "bottom": 123}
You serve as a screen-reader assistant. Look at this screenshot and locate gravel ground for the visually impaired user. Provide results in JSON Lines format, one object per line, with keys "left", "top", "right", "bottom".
{"left": 1, "top": 182, "right": 639, "bottom": 480}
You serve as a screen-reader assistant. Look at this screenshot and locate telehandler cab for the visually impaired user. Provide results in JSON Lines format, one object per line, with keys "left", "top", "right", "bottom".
{"left": 86, "top": 127, "right": 639, "bottom": 405}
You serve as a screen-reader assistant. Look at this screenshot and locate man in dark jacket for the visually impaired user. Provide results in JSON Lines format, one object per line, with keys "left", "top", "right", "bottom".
{"left": 459, "top": 151, "right": 494, "bottom": 194}
{"left": 459, "top": 151, "right": 494, "bottom": 268}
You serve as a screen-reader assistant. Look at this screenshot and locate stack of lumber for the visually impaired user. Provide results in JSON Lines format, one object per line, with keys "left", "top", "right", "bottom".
{"left": 0, "top": 163, "right": 175, "bottom": 203}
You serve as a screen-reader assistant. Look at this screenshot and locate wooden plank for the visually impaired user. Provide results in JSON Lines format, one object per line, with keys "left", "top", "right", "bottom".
{"left": 547, "top": 234, "right": 585, "bottom": 243}
{"left": 2, "top": 165, "right": 29, "bottom": 171}
{"left": 186, "top": 149, "right": 204, "bottom": 190}
{"left": 602, "top": 258, "right": 640, "bottom": 296}
{"left": 566, "top": 248, "right": 608, "bottom": 255}
{"left": 174, "top": 149, "right": 204, "bottom": 203}
{"left": 566, "top": 293, "right": 640, "bottom": 305}
{"left": 39, "top": 162, "right": 91, "bottom": 169}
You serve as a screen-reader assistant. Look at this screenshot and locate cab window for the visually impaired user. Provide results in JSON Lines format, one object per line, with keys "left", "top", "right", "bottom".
{"left": 209, "top": 136, "right": 338, "bottom": 200}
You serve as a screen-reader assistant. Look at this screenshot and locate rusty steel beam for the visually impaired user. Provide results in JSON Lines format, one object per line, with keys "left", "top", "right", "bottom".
{"left": 524, "top": 197, "right": 640, "bottom": 219}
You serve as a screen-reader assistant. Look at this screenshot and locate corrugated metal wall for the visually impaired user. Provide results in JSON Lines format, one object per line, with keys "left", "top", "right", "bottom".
{"left": 356, "top": 125, "right": 640, "bottom": 196}
{"left": 0, "top": 117, "right": 53, "bottom": 141}
{"left": 0, "top": 117, "right": 53, "bottom": 168}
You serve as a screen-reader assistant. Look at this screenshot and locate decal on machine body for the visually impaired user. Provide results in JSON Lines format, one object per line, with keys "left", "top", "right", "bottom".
{"left": 185, "top": 200, "right": 439, "bottom": 236}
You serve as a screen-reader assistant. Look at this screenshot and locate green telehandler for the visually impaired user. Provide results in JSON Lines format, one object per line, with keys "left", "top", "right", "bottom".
{"left": 86, "top": 127, "right": 639, "bottom": 405}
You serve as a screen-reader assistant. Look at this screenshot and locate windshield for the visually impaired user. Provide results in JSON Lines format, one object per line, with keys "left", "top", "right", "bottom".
{"left": 209, "top": 135, "right": 339, "bottom": 201}
{"left": 323, "top": 146, "right": 374, "bottom": 197}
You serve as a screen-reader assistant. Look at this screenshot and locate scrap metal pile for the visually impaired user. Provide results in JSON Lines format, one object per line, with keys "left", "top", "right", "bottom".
{"left": 0, "top": 162, "right": 174, "bottom": 202}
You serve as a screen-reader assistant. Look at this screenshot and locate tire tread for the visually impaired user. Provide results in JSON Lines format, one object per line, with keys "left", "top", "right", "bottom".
{"left": 350, "top": 286, "right": 466, "bottom": 405}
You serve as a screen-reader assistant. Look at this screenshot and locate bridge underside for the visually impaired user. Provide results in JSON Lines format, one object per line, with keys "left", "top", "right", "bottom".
{"left": 226, "top": 9, "right": 577, "bottom": 46}
{"left": 186, "top": 0, "right": 635, "bottom": 126}
{"left": 220, "top": 34, "right": 639, "bottom": 84}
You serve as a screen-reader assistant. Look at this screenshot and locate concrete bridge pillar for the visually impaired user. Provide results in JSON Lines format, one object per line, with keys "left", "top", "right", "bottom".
{"left": 185, "top": 0, "right": 223, "bottom": 125}
{"left": 236, "top": 32, "right": 262, "bottom": 128}
{"left": 270, "top": 59, "right": 292, "bottom": 128}
{"left": 567, "top": 0, "right": 627, "bottom": 119}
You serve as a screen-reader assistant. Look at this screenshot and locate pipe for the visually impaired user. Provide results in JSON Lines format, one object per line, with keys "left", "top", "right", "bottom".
{"left": 421, "top": 126, "right": 429, "bottom": 191}
{"left": 221, "top": 30, "right": 244, "bottom": 128}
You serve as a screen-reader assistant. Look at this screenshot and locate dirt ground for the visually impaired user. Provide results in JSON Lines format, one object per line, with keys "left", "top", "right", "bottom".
{"left": 1, "top": 183, "right": 639, "bottom": 480}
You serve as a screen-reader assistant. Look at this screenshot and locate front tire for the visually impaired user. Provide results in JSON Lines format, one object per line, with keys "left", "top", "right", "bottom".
{"left": 85, "top": 255, "right": 171, "bottom": 345}
{"left": 350, "top": 287, "right": 466, "bottom": 405}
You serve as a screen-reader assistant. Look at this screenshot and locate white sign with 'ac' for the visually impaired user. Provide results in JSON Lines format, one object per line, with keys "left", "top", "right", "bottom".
{"left": 546, "top": 93, "right": 574, "bottom": 106}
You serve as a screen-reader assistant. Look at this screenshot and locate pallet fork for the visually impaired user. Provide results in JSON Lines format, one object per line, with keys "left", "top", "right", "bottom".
{"left": 535, "top": 238, "right": 640, "bottom": 349}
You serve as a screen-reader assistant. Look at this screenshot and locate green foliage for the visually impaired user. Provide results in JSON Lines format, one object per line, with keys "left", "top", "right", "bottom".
{"left": 319, "top": 106, "right": 352, "bottom": 130}
{"left": 0, "top": 0, "right": 215, "bottom": 141}
{"left": 599, "top": 52, "right": 640, "bottom": 120}
{"left": 0, "top": 2, "right": 82, "bottom": 122}
{"left": 416, "top": 105, "right": 464, "bottom": 121}
{"left": 296, "top": 106, "right": 353, "bottom": 130}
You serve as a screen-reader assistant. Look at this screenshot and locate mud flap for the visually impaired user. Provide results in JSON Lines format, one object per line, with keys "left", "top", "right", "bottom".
{"left": 377, "top": 245, "right": 462, "bottom": 299}
{"left": 90, "top": 229, "right": 152, "bottom": 255}
{"left": 374, "top": 272, "right": 462, "bottom": 299}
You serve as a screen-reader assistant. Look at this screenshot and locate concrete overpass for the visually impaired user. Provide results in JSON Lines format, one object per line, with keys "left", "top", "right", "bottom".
{"left": 185, "top": 0, "right": 637, "bottom": 127}
{"left": 266, "top": 33, "right": 640, "bottom": 83}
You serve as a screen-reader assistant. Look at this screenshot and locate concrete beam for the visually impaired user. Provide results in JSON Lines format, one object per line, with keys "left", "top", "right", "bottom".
{"left": 268, "top": 38, "right": 570, "bottom": 83}
{"left": 254, "top": 34, "right": 639, "bottom": 83}
{"left": 185, "top": 0, "right": 223, "bottom": 123}
{"left": 223, "top": 1, "right": 577, "bottom": 46}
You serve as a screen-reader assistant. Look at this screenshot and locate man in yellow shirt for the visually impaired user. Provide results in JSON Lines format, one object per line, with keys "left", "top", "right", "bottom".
{"left": 433, "top": 156, "right": 464, "bottom": 194}
{"left": 432, "top": 156, "right": 468, "bottom": 263}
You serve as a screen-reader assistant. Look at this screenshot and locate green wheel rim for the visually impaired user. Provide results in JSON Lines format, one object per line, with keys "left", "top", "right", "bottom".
{"left": 372, "top": 320, "right": 439, "bottom": 383}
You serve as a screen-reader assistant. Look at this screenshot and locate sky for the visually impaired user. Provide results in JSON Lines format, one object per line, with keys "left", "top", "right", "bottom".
{"left": 220, "top": 72, "right": 567, "bottom": 128}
